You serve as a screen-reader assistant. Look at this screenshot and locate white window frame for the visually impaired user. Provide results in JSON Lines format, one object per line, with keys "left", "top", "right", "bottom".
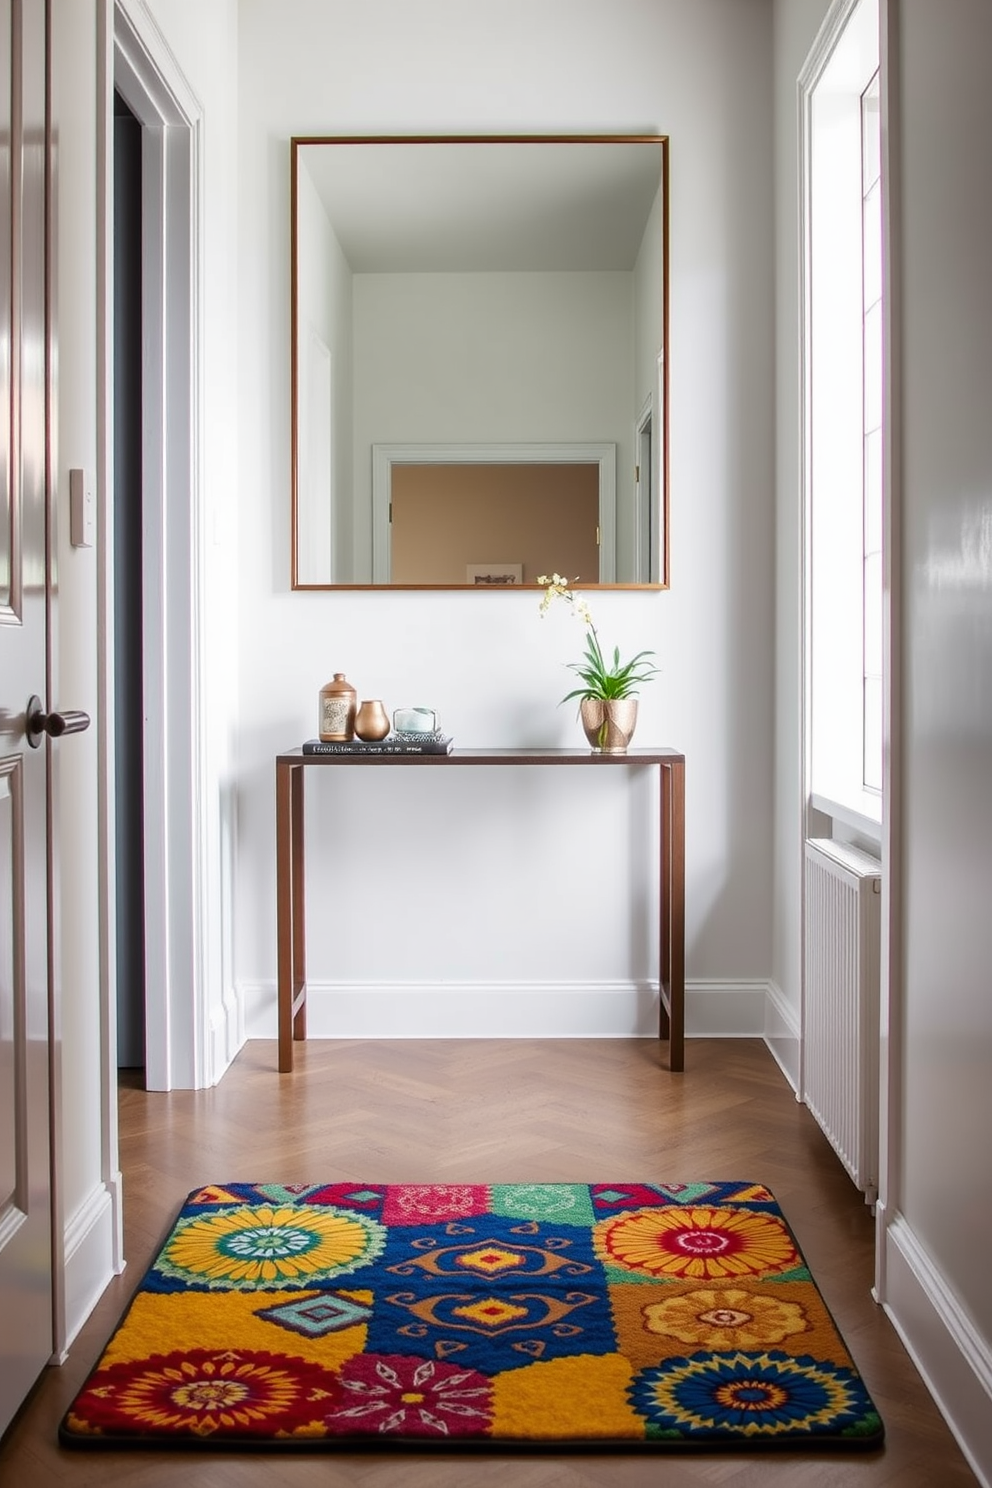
{"left": 800, "top": 0, "right": 882, "bottom": 841}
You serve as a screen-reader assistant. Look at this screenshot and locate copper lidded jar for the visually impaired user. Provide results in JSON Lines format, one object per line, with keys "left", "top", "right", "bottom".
{"left": 318, "top": 673, "right": 357, "bottom": 742}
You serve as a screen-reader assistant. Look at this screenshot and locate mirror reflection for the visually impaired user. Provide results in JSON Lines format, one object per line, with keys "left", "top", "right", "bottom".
{"left": 291, "top": 135, "right": 668, "bottom": 589}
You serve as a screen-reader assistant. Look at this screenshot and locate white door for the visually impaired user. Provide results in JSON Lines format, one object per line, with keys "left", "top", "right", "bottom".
{"left": 0, "top": 0, "right": 55, "bottom": 1434}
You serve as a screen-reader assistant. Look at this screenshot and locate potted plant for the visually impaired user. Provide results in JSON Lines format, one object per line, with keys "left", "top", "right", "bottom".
{"left": 538, "top": 574, "right": 658, "bottom": 752}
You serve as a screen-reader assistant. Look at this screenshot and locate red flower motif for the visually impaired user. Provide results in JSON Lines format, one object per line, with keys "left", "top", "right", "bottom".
{"left": 323, "top": 1353, "right": 493, "bottom": 1438}
{"left": 65, "top": 1348, "right": 339, "bottom": 1439}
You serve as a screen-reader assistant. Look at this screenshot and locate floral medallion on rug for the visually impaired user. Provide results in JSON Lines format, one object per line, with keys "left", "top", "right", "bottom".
{"left": 59, "top": 1182, "right": 884, "bottom": 1452}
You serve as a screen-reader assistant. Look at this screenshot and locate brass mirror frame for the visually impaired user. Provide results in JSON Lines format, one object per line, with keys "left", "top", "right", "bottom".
{"left": 290, "top": 134, "right": 669, "bottom": 591}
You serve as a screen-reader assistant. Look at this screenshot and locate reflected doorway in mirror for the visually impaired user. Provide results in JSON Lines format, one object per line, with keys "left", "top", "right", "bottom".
{"left": 373, "top": 443, "right": 612, "bottom": 586}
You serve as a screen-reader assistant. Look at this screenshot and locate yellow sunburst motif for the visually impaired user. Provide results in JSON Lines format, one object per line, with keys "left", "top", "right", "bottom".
{"left": 158, "top": 1204, "right": 385, "bottom": 1289}
{"left": 595, "top": 1206, "right": 799, "bottom": 1281}
{"left": 451, "top": 1297, "right": 530, "bottom": 1328}
{"left": 642, "top": 1289, "right": 809, "bottom": 1349}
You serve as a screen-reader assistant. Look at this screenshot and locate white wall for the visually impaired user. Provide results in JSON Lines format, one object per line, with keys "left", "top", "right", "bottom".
{"left": 774, "top": 1, "right": 992, "bottom": 1479}
{"left": 880, "top": 1, "right": 992, "bottom": 1478}
{"left": 235, "top": 0, "right": 776, "bottom": 1038}
{"left": 891, "top": 0, "right": 992, "bottom": 1307}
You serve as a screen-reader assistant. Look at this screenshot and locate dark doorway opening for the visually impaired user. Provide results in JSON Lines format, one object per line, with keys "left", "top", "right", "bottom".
{"left": 113, "top": 90, "right": 145, "bottom": 1071}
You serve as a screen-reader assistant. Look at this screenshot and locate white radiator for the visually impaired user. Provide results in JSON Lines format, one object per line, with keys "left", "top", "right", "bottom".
{"left": 803, "top": 838, "right": 882, "bottom": 1202}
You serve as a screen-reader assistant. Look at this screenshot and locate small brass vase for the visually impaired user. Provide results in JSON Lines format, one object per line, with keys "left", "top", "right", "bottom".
{"left": 354, "top": 699, "right": 391, "bottom": 741}
{"left": 579, "top": 697, "right": 638, "bottom": 754}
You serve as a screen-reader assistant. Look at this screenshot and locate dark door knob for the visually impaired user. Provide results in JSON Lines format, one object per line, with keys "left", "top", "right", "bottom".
{"left": 25, "top": 694, "right": 91, "bottom": 748}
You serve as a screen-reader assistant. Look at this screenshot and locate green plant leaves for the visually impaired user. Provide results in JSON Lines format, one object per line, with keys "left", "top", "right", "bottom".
{"left": 559, "top": 630, "right": 658, "bottom": 703}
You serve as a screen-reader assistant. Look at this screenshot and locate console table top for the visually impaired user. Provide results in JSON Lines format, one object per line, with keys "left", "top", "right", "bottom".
{"left": 277, "top": 746, "right": 685, "bottom": 767}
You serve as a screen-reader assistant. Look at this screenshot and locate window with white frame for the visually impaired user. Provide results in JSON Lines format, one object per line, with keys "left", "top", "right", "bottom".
{"left": 804, "top": 0, "right": 882, "bottom": 832}
{"left": 861, "top": 71, "right": 882, "bottom": 794}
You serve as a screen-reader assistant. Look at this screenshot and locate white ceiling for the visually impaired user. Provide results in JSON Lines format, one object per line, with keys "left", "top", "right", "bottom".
{"left": 298, "top": 137, "right": 664, "bottom": 273}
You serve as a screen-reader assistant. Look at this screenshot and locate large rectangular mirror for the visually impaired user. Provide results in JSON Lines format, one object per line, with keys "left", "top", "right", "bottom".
{"left": 291, "top": 135, "right": 669, "bottom": 589}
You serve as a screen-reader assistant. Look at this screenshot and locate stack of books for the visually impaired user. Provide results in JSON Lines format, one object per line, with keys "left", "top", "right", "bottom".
{"left": 302, "top": 733, "right": 454, "bottom": 756}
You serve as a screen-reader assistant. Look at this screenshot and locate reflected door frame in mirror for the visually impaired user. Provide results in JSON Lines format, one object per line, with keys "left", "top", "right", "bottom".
{"left": 371, "top": 442, "right": 616, "bottom": 586}
{"left": 290, "top": 134, "right": 669, "bottom": 590}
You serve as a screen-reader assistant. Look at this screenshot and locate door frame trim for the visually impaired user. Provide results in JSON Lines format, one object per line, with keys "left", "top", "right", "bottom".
{"left": 101, "top": 0, "right": 208, "bottom": 1091}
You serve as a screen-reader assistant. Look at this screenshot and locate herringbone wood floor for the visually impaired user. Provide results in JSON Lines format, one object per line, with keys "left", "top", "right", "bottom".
{"left": 0, "top": 1038, "right": 977, "bottom": 1486}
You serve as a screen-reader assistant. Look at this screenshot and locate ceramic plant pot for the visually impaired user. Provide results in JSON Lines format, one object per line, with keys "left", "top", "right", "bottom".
{"left": 579, "top": 697, "right": 638, "bottom": 754}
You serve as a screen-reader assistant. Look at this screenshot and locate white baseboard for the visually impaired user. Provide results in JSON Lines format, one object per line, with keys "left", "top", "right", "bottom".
{"left": 241, "top": 978, "right": 776, "bottom": 1041}
{"left": 684, "top": 978, "right": 768, "bottom": 1037}
{"left": 244, "top": 979, "right": 658, "bottom": 1039}
{"left": 763, "top": 979, "right": 801, "bottom": 1092}
{"left": 880, "top": 1212, "right": 992, "bottom": 1488}
{"left": 206, "top": 977, "right": 246, "bottom": 1085}
{"left": 61, "top": 1180, "right": 120, "bottom": 1356}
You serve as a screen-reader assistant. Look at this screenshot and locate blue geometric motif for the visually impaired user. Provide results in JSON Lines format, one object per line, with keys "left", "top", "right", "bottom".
{"left": 366, "top": 1214, "right": 616, "bottom": 1373}
{"left": 255, "top": 1291, "right": 373, "bottom": 1337}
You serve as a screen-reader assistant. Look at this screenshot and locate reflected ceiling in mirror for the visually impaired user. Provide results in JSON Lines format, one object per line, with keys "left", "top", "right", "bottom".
{"left": 291, "top": 135, "right": 668, "bottom": 589}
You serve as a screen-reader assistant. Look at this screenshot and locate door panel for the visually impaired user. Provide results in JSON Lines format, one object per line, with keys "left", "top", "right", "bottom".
{"left": 0, "top": 0, "right": 54, "bottom": 1435}
{"left": 0, "top": 0, "right": 11, "bottom": 614}
{"left": 0, "top": 761, "right": 20, "bottom": 1204}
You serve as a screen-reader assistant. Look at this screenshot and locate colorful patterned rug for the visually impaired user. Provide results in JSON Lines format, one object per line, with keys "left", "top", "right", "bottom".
{"left": 60, "top": 1182, "right": 883, "bottom": 1451}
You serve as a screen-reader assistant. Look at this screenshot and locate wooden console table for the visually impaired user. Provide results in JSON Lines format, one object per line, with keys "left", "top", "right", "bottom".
{"left": 275, "top": 747, "right": 685, "bottom": 1073}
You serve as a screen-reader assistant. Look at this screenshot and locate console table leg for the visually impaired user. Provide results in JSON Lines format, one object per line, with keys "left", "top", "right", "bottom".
{"left": 659, "top": 762, "right": 672, "bottom": 1043}
{"left": 291, "top": 764, "right": 307, "bottom": 1042}
{"left": 277, "top": 761, "right": 307, "bottom": 1071}
{"left": 659, "top": 759, "right": 686, "bottom": 1071}
{"left": 668, "top": 758, "right": 685, "bottom": 1072}
{"left": 276, "top": 762, "right": 292, "bottom": 1070}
